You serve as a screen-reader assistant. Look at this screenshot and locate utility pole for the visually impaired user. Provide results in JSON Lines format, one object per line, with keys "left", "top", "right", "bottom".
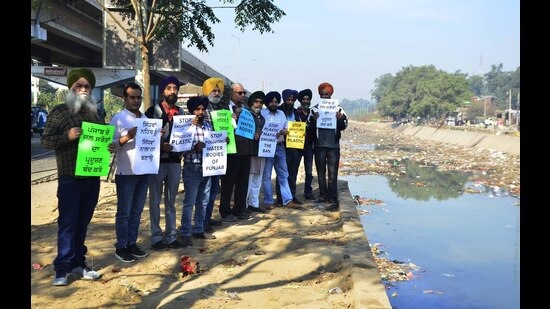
{"left": 516, "top": 92, "right": 520, "bottom": 127}
{"left": 508, "top": 89, "right": 512, "bottom": 127}
{"left": 483, "top": 97, "right": 487, "bottom": 118}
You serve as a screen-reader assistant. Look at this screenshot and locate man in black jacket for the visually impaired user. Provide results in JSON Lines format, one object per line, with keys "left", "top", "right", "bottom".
{"left": 145, "top": 76, "right": 185, "bottom": 249}
{"left": 310, "top": 82, "right": 348, "bottom": 211}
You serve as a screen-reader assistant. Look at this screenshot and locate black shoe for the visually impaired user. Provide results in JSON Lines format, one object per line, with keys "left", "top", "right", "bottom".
{"left": 179, "top": 236, "right": 193, "bottom": 247}
{"left": 315, "top": 197, "right": 327, "bottom": 203}
{"left": 127, "top": 243, "right": 148, "bottom": 258}
{"left": 115, "top": 247, "right": 136, "bottom": 263}
{"left": 248, "top": 206, "right": 267, "bottom": 213}
{"left": 237, "top": 213, "right": 251, "bottom": 220}
{"left": 167, "top": 239, "right": 183, "bottom": 249}
{"left": 192, "top": 232, "right": 216, "bottom": 240}
{"left": 204, "top": 224, "right": 214, "bottom": 233}
{"left": 292, "top": 198, "right": 304, "bottom": 205}
{"left": 304, "top": 194, "right": 315, "bottom": 200}
{"left": 221, "top": 214, "right": 238, "bottom": 222}
{"left": 285, "top": 201, "right": 303, "bottom": 209}
{"left": 208, "top": 218, "right": 223, "bottom": 226}
{"left": 151, "top": 241, "right": 168, "bottom": 251}
{"left": 325, "top": 201, "right": 339, "bottom": 211}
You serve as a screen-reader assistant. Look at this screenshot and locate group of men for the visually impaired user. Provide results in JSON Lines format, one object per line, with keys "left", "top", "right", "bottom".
{"left": 41, "top": 67, "right": 348, "bottom": 287}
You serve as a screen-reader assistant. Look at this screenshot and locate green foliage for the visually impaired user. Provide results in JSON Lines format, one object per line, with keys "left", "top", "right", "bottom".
{"left": 463, "top": 64, "right": 520, "bottom": 110}
{"left": 371, "top": 73, "right": 394, "bottom": 104}
{"left": 376, "top": 65, "right": 473, "bottom": 120}
{"left": 36, "top": 92, "right": 55, "bottom": 110}
{"left": 372, "top": 64, "right": 519, "bottom": 121}
{"left": 36, "top": 88, "right": 68, "bottom": 111}
{"left": 468, "top": 75, "right": 484, "bottom": 97}
{"left": 103, "top": 89, "right": 125, "bottom": 122}
{"left": 108, "top": 0, "right": 285, "bottom": 52}
{"left": 101, "top": 0, "right": 285, "bottom": 110}
{"left": 38, "top": 79, "right": 57, "bottom": 94}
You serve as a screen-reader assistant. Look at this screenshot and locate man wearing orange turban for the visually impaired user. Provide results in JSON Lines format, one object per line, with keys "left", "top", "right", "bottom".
{"left": 317, "top": 82, "right": 334, "bottom": 96}
{"left": 310, "top": 82, "right": 348, "bottom": 211}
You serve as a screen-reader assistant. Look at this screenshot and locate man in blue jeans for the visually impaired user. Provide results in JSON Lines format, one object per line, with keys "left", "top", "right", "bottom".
{"left": 41, "top": 68, "right": 104, "bottom": 286}
{"left": 179, "top": 96, "right": 216, "bottom": 247}
{"left": 110, "top": 82, "right": 150, "bottom": 263}
{"left": 202, "top": 78, "right": 228, "bottom": 230}
{"left": 261, "top": 91, "right": 300, "bottom": 210}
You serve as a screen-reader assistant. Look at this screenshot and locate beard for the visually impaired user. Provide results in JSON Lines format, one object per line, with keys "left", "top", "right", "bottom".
{"left": 65, "top": 91, "right": 98, "bottom": 117}
{"left": 252, "top": 107, "right": 261, "bottom": 114}
{"left": 208, "top": 94, "right": 221, "bottom": 104}
{"left": 164, "top": 93, "right": 178, "bottom": 105}
{"left": 267, "top": 104, "right": 278, "bottom": 112}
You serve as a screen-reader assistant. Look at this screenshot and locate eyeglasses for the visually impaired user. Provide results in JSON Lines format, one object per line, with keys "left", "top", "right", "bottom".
{"left": 235, "top": 91, "right": 246, "bottom": 95}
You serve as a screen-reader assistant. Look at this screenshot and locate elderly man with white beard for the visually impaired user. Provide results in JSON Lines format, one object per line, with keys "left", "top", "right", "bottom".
{"left": 41, "top": 68, "right": 104, "bottom": 286}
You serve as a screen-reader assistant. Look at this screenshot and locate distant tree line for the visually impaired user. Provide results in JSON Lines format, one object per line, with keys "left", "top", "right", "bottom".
{"left": 339, "top": 63, "right": 519, "bottom": 122}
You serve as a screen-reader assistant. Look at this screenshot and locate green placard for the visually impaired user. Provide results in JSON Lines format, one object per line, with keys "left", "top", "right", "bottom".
{"left": 211, "top": 110, "right": 236, "bottom": 154}
{"left": 75, "top": 121, "right": 115, "bottom": 176}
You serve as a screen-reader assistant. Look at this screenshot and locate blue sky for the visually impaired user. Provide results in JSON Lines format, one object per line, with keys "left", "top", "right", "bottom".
{"left": 187, "top": 0, "right": 520, "bottom": 101}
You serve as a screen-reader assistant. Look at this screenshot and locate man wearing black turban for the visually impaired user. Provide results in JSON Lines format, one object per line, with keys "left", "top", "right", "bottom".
{"left": 145, "top": 75, "right": 186, "bottom": 250}
{"left": 276, "top": 89, "right": 304, "bottom": 206}
{"left": 179, "top": 96, "right": 216, "bottom": 245}
{"left": 245, "top": 91, "right": 268, "bottom": 213}
{"left": 260, "top": 91, "right": 301, "bottom": 210}
{"left": 296, "top": 89, "right": 316, "bottom": 200}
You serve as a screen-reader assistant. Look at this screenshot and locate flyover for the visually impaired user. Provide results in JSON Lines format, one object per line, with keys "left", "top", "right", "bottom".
{"left": 31, "top": 0, "right": 232, "bottom": 103}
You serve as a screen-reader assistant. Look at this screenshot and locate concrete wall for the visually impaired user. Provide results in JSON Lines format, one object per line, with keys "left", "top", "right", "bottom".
{"left": 389, "top": 124, "right": 520, "bottom": 156}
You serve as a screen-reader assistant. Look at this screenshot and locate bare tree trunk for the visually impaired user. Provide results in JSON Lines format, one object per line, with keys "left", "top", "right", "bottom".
{"left": 142, "top": 44, "right": 151, "bottom": 111}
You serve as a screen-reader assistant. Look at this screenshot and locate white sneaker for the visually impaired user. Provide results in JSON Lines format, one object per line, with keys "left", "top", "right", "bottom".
{"left": 52, "top": 272, "right": 68, "bottom": 286}
{"left": 70, "top": 266, "right": 101, "bottom": 280}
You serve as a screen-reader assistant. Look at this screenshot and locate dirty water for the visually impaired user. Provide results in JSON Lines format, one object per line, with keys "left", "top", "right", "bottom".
{"left": 343, "top": 165, "right": 520, "bottom": 309}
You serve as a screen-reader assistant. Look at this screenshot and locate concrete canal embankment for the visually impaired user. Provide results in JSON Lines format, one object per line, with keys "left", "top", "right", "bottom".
{"left": 388, "top": 123, "right": 520, "bottom": 156}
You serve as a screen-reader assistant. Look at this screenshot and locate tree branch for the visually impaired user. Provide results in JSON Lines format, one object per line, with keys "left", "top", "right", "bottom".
{"left": 95, "top": 0, "right": 141, "bottom": 43}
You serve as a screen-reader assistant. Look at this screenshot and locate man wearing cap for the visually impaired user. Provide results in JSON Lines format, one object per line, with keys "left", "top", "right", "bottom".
{"left": 296, "top": 89, "right": 316, "bottom": 200}
{"left": 41, "top": 67, "right": 103, "bottom": 286}
{"left": 145, "top": 75, "right": 185, "bottom": 250}
{"left": 201, "top": 77, "right": 229, "bottom": 230}
{"left": 310, "top": 82, "right": 348, "bottom": 211}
